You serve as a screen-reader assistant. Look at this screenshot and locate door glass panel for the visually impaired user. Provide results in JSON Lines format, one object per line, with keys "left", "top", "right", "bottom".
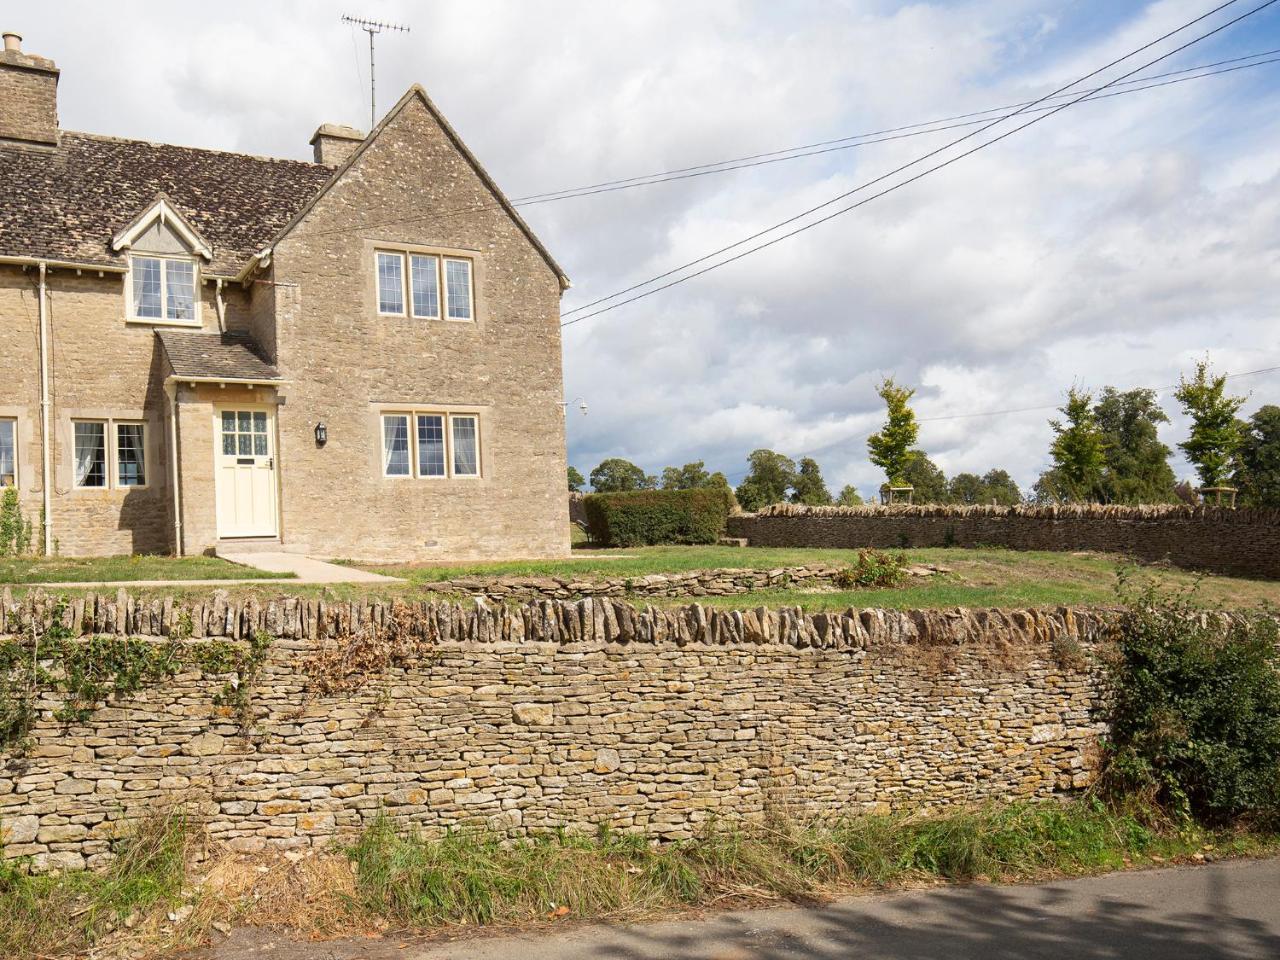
{"left": 238, "top": 412, "right": 251, "bottom": 433}
{"left": 253, "top": 434, "right": 267, "bottom": 456}
{"left": 236, "top": 434, "right": 250, "bottom": 455}
{"left": 222, "top": 411, "right": 236, "bottom": 433}
{"left": 253, "top": 412, "right": 267, "bottom": 433}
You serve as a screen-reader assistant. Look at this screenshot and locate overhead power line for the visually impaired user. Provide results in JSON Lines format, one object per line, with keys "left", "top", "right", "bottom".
{"left": 559, "top": 0, "right": 1278, "bottom": 327}
{"left": 297, "top": 46, "right": 1280, "bottom": 240}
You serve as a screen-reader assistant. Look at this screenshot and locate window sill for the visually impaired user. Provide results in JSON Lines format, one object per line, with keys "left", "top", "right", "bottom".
{"left": 125, "top": 316, "right": 202, "bottom": 329}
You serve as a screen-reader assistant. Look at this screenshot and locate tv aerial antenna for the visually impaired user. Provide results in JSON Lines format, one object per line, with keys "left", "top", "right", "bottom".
{"left": 342, "top": 15, "right": 410, "bottom": 129}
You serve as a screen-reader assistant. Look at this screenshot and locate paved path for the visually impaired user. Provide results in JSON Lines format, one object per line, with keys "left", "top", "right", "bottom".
{"left": 193, "top": 859, "right": 1280, "bottom": 960}
{"left": 217, "top": 551, "right": 401, "bottom": 583}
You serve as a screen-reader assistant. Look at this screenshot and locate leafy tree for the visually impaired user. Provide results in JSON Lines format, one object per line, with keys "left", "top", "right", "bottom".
{"left": 660, "top": 460, "right": 712, "bottom": 491}
{"left": 867, "top": 378, "right": 919, "bottom": 486}
{"left": 901, "top": 451, "right": 947, "bottom": 504}
{"left": 734, "top": 449, "right": 796, "bottom": 512}
{"left": 567, "top": 465, "right": 586, "bottom": 493}
{"left": 1048, "top": 388, "right": 1106, "bottom": 501}
{"left": 1174, "top": 360, "right": 1246, "bottom": 489}
{"left": 1095, "top": 387, "right": 1176, "bottom": 503}
{"left": 982, "top": 469, "right": 1022, "bottom": 506}
{"left": 1235, "top": 405, "right": 1280, "bottom": 507}
{"left": 589, "top": 458, "right": 650, "bottom": 493}
{"left": 947, "top": 472, "right": 987, "bottom": 505}
{"left": 1031, "top": 467, "right": 1070, "bottom": 504}
{"left": 836, "top": 484, "right": 863, "bottom": 506}
{"left": 789, "top": 457, "right": 832, "bottom": 505}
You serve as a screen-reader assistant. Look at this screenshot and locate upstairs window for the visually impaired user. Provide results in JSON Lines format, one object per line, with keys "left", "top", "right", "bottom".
{"left": 129, "top": 255, "right": 197, "bottom": 323}
{"left": 377, "top": 252, "right": 405, "bottom": 315}
{"left": 444, "top": 258, "right": 473, "bottom": 321}
{"left": 376, "top": 248, "right": 474, "bottom": 322}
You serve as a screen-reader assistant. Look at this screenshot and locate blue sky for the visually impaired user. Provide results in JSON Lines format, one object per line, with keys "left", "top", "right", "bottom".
{"left": 18, "top": 0, "right": 1280, "bottom": 496}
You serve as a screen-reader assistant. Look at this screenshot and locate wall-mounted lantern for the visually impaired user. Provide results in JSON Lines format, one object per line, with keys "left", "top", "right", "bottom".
{"left": 559, "top": 397, "right": 588, "bottom": 416}
{"left": 314, "top": 421, "right": 328, "bottom": 447}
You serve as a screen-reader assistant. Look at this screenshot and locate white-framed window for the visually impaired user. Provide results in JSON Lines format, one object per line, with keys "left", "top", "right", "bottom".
{"left": 377, "top": 251, "right": 405, "bottom": 315}
{"left": 380, "top": 410, "right": 482, "bottom": 479}
{"left": 381, "top": 414, "right": 411, "bottom": 477}
{"left": 73, "top": 420, "right": 107, "bottom": 488}
{"left": 375, "top": 248, "right": 474, "bottom": 322}
{"left": 72, "top": 419, "right": 148, "bottom": 489}
{"left": 115, "top": 422, "right": 147, "bottom": 487}
{"left": 0, "top": 418, "right": 15, "bottom": 487}
{"left": 444, "top": 258, "right": 473, "bottom": 321}
{"left": 451, "top": 414, "right": 479, "bottom": 476}
{"left": 128, "top": 254, "right": 198, "bottom": 324}
{"left": 410, "top": 254, "right": 440, "bottom": 319}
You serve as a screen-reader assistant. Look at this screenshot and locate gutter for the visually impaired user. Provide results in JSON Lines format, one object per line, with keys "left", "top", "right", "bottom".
{"left": 164, "top": 375, "right": 289, "bottom": 388}
{"left": 0, "top": 254, "right": 127, "bottom": 274}
{"left": 36, "top": 262, "right": 53, "bottom": 555}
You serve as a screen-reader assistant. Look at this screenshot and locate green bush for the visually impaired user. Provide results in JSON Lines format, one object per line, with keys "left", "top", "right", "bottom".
{"left": 583, "top": 488, "right": 729, "bottom": 547}
{"left": 833, "top": 549, "right": 909, "bottom": 589}
{"left": 1099, "top": 577, "right": 1280, "bottom": 824}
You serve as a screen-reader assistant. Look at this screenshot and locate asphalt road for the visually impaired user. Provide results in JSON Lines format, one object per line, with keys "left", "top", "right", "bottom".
{"left": 196, "top": 858, "right": 1280, "bottom": 960}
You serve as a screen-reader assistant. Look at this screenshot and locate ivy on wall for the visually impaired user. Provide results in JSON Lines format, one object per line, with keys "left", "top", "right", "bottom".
{"left": 0, "top": 604, "right": 274, "bottom": 756}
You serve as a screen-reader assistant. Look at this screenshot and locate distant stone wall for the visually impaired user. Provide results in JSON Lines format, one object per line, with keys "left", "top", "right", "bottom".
{"left": 414, "top": 562, "right": 947, "bottom": 602}
{"left": 727, "top": 504, "right": 1280, "bottom": 580}
{"left": 1, "top": 591, "right": 1108, "bottom": 871}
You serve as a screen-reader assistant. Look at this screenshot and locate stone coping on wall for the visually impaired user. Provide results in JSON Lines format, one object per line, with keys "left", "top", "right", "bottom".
{"left": 0, "top": 587, "right": 1105, "bottom": 650}
{"left": 749, "top": 503, "right": 1280, "bottom": 523}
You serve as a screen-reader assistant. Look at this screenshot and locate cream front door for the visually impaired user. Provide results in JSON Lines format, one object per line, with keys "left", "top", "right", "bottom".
{"left": 215, "top": 408, "right": 278, "bottom": 538}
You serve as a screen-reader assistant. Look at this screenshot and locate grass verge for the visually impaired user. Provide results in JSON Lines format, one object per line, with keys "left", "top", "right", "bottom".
{"left": 4, "top": 800, "right": 1275, "bottom": 959}
{"left": 0, "top": 553, "right": 291, "bottom": 584}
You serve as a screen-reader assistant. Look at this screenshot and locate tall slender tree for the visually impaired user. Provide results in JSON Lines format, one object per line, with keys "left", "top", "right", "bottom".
{"left": 1174, "top": 360, "right": 1246, "bottom": 490}
{"left": 867, "top": 378, "right": 919, "bottom": 488}
{"left": 1047, "top": 387, "right": 1106, "bottom": 501}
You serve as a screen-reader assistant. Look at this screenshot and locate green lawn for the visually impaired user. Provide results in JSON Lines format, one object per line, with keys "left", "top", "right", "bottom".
{"left": 0, "top": 554, "right": 290, "bottom": 584}
{"left": 356, "top": 545, "right": 1280, "bottom": 611}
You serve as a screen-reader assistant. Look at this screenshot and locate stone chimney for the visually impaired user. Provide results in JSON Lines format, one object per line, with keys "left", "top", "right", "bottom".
{"left": 309, "top": 123, "right": 364, "bottom": 166}
{"left": 0, "top": 31, "right": 59, "bottom": 146}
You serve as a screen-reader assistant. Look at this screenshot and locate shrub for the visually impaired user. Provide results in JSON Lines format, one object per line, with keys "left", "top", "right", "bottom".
{"left": 583, "top": 488, "right": 729, "bottom": 547}
{"left": 833, "top": 549, "right": 909, "bottom": 589}
{"left": 1099, "top": 577, "right": 1280, "bottom": 824}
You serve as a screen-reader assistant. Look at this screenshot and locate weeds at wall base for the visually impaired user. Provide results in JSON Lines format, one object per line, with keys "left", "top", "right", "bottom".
{"left": 3, "top": 799, "right": 1276, "bottom": 960}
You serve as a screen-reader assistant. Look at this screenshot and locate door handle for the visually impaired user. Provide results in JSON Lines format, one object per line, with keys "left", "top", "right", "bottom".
{"left": 267, "top": 458, "right": 274, "bottom": 470}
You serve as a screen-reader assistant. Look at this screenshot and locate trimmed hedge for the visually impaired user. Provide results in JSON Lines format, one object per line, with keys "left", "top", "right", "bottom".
{"left": 583, "top": 488, "right": 730, "bottom": 547}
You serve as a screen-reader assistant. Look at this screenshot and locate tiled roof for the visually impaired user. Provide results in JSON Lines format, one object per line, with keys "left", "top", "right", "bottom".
{"left": 0, "top": 132, "right": 333, "bottom": 276}
{"left": 157, "top": 330, "right": 282, "bottom": 382}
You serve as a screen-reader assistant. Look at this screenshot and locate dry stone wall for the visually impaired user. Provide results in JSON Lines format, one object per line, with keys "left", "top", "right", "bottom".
{"left": 727, "top": 504, "right": 1280, "bottom": 580}
{"left": 0, "top": 591, "right": 1108, "bottom": 871}
{"left": 412, "top": 562, "right": 947, "bottom": 602}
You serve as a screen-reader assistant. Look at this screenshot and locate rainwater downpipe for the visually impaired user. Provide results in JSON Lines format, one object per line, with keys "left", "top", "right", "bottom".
{"left": 166, "top": 382, "right": 183, "bottom": 556}
{"left": 36, "top": 261, "right": 53, "bottom": 556}
{"left": 214, "top": 277, "right": 227, "bottom": 333}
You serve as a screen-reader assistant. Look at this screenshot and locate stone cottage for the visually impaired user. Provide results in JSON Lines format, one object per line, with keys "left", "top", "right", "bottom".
{"left": 0, "top": 31, "right": 571, "bottom": 561}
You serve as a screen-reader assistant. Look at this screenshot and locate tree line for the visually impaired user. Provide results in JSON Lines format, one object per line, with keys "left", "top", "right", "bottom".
{"left": 569, "top": 359, "right": 1280, "bottom": 509}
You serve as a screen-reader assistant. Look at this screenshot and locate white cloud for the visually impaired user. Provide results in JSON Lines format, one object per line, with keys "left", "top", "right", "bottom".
{"left": 17, "top": 1, "right": 1280, "bottom": 500}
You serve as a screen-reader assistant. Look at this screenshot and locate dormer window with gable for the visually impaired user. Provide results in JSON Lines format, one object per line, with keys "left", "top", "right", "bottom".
{"left": 111, "top": 196, "right": 212, "bottom": 327}
{"left": 130, "top": 254, "right": 197, "bottom": 322}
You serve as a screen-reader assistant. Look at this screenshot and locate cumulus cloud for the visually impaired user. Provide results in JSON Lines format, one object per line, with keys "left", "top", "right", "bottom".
{"left": 20, "top": 0, "right": 1280, "bottom": 497}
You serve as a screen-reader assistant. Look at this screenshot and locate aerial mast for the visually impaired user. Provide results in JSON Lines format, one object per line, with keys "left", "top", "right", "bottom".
{"left": 341, "top": 14, "right": 410, "bottom": 129}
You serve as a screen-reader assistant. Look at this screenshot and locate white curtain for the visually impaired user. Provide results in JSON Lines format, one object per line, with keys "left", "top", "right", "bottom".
{"left": 74, "top": 422, "right": 103, "bottom": 486}
{"left": 383, "top": 416, "right": 409, "bottom": 476}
